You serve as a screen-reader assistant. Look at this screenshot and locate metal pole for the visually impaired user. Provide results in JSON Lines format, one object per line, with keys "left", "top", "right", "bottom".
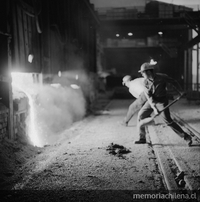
{"left": 197, "top": 42, "right": 199, "bottom": 92}
{"left": 6, "top": 0, "right": 14, "bottom": 140}
{"left": 184, "top": 50, "right": 187, "bottom": 91}
{"left": 7, "top": 36, "right": 14, "bottom": 139}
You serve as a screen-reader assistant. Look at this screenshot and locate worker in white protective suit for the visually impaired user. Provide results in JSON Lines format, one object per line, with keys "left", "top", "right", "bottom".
{"left": 122, "top": 75, "right": 147, "bottom": 126}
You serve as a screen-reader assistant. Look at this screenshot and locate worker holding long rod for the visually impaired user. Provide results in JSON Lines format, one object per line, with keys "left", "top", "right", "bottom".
{"left": 135, "top": 62, "right": 192, "bottom": 146}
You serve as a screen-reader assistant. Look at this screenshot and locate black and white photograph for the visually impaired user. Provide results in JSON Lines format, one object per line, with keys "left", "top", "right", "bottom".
{"left": 0, "top": 0, "right": 199, "bottom": 201}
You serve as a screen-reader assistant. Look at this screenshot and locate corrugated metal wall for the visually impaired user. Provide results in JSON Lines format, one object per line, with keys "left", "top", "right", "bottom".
{"left": 9, "top": 0, "right": 99, "bottom": 75}
{"left": 12, "top": 0, "right": 42, "bottom": 73}
{"left": 0, "top": 0, "right": 99, "bottom": 140}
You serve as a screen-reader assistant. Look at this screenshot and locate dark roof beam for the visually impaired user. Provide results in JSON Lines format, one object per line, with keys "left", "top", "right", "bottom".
{"left": 180, "top": 34, "right": 200, "bottom": 50}
{"left": 100, "top": 24, "right": 189, "bottom": 34}
{"left": 83, "top": 0, "right": 100, "bottom": 25}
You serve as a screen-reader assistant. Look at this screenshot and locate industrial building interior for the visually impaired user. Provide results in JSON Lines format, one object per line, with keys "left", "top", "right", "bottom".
{"left": 96, "top": 1, "right": 200, "bottom": 92}
{"left": 0, "top": 0, "right": 200, "bottom": 197}
{"left": 0, "top": 0, "right": 199, "bottom": 147}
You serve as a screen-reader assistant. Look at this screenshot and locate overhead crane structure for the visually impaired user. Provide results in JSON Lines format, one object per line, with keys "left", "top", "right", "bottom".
{"left": 97, "top": 3, "right": 200, "bottom": 99}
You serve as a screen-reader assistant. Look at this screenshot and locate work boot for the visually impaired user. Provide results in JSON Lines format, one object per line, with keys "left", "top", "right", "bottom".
{"left": 184, "top": 133, "right": 192, "bottom": 146}
{"left": 135, "top": 139, "right": 146, "bottom": 144}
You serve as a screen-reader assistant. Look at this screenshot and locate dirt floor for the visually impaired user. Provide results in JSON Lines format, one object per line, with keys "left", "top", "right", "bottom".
{"left": 0, "top": 92, "right": 199, "bottom": 201}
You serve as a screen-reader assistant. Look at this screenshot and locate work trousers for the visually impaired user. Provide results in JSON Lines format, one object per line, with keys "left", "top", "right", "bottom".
{"left": 137, "top": 98, "right": 185, "bottom": 140}
{"left": 125, "top": 92, "right": 147, "bottom": 123}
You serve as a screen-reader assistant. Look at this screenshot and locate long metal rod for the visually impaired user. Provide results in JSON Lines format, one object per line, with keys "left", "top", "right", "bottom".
{"left": 7, "top": 37, "right": 14, "bottom": 139}
{"left": 197, "top": 42, "right": 199, "bottom": 92}
{"left": 6, "top": 0, "right": 14, "bottom": 139}
{"left": 139, "top": 94, "right": 184, "bottom": 127}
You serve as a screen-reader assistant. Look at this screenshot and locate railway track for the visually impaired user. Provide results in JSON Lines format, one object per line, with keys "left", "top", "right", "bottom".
{"left": 147, "top": 115, "right": 200, "bottom": 201}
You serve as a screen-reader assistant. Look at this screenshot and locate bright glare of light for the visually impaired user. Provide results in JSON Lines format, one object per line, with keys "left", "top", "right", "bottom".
{"left": 11, "top": 72, "right": 42, "bottom": 147}
{"left": 70, "top": 84, "right": 80, "bottom": 89}
{"left": 51, "top": 83, "right": 61, "bottom": 88}
{"left": 28, "top": 54, "right": 34, "bottom": 63}
{"left": 26, "top": 93, "right": 41, "bottom": 147}
{"left": 158, "top": 31, "right": 163, "bottom": 36}
{"left": 150, "top": 59, "right": 157, "bottom": 65}
{"left": 116, "top": 34, "right": 120, "bottom": 37}
{"left": 128, "top": 32, "right": 133, "bottom": 36}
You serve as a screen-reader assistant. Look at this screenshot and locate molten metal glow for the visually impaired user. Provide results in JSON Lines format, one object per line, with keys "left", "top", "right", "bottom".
{"left": 11, "top": 72, "right": 42, "bottom": 147}
{"left": 25, "top": 93, "right": 41, "bottom": 147}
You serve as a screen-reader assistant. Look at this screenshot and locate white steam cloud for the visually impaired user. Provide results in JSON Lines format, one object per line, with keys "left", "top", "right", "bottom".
{"left": 12, "top": 71, "right": 89, "bottom": 147}
{"left": 35, "top": 83, "right": 86, "bottom": 145}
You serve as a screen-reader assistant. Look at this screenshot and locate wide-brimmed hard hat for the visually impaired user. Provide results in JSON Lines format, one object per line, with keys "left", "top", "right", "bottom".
{"left": 138, "top": 62, "right": 155, "bottom": 73}
{"left": 122, "top": 75, "right": 131, "bottom": 85}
